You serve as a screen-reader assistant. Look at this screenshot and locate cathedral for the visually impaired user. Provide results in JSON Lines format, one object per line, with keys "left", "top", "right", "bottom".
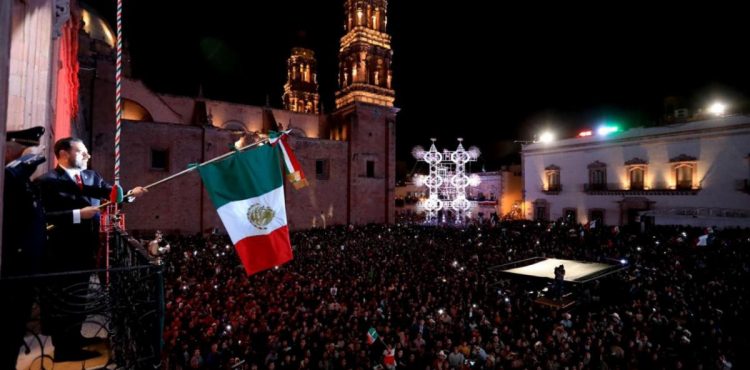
{"left": 70, "top": 0, "right": 398, "bottom": 233}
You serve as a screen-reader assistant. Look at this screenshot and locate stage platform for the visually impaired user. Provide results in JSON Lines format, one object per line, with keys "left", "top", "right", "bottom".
{"left": 534, "top": 294, "right": 577, "bottom": 309}
{"left": 492, "top": 257, "right": 625, "bottom": 283}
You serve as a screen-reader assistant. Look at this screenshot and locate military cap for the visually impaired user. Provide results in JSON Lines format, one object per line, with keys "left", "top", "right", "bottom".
{"left": 6, "top": 126, "right": 45, "bottom": 146}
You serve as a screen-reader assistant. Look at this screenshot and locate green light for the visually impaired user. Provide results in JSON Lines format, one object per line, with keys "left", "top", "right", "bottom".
{"left": 597, "top": 125, "right": 620, "bottom": 136}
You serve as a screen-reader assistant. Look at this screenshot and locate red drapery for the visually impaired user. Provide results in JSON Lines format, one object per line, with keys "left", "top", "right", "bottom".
{"left": 53, "top": 9, "right": 80, "bottom": 140}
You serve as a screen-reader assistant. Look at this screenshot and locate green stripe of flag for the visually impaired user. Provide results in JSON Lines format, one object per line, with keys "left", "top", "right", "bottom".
{"left": 198, "top": 145, "right": 283, "bottom": 208}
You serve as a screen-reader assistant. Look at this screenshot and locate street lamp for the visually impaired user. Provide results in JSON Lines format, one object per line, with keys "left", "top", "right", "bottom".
{"left": 538, "top": 131, "right": 555, "bottom": 144}
{"left": 708, "top": 101, "right": 726, "bottom": 116}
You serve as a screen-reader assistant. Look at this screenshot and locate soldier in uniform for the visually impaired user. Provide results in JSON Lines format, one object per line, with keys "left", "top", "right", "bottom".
{"left": 1, "top": 126, "right": 46, "bottom": 370}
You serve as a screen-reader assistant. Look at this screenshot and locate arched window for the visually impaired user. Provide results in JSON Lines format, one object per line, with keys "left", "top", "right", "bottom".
{"left": 675, "top": 164, "right": 694, "bottom": 190}
{"left": 222, "top": 120, "right": 247, "bottom": 133}
{"left": 122, "top": 98, "right": 153, "bottom": 122}
{"left": 629, "top": 167, "right": 645, "bottom": 190}
{"left": 625, "top": 158, "right": 648, "bottom": 190}
{"left": 544, "top": 165, "right": 561, "bottom": 192}
{"left": 670, "top": 154, "right": 698, "bottom": 190}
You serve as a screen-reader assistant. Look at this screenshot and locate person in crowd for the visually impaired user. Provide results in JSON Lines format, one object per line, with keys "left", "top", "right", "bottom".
{"left": 157, "top": 221, "right": 748, "bottom": 370}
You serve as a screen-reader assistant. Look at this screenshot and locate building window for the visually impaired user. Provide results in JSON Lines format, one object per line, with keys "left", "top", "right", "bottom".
{"left": 533, "top": 199, "right": 549, "bottom": 221}
{"left": 544, "top": 165, "right": 561, "bottom": 192}
{"left": 625, "top": 158, "right": 648, "bottom": 190}
{"left": 315, "top": 159, "right": 329, "bottom": 180}
{"left": 587, "top": 161, "right": 607, "bottom": 191}
{"left": 563, "top": 208, "right": 577, "bottom": 222}
{"left": 589, "top": 209, "right": 605, "bottom": 224}
{"left": 629, "top": 167, "right": 645, "bottom": 190}
{"left": 675, "top": 164, "right": 694, "bottom": 190}
{"left": 670, "top": 154, "right": 698, "bottom": 190}
{"left": 150, "top": 149, "right": 169, "bottom": 171}
{"left": 366, "top": 160, "right": 375, "bottom": 178}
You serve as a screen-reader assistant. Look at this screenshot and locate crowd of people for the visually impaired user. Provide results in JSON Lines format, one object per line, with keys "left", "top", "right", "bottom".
{"left": 159, "top": 221, "right": 748, "bottom": 370}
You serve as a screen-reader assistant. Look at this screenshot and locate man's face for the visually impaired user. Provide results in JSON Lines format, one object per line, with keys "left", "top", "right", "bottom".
{"left": 63, "top": 141, "right": 90, "bottom": 170}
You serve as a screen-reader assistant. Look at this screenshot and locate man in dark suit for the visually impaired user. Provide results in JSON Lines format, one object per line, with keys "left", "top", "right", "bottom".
{"left": 1, "top": 126, "right": 46, "bottom": 370}
{"left": 35, "top": 137, "right": 147, "bottom": 362}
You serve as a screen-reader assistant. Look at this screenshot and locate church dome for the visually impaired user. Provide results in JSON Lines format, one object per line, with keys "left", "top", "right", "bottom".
{"left": 80, "top": 3, "right": 115, "bottom": 47}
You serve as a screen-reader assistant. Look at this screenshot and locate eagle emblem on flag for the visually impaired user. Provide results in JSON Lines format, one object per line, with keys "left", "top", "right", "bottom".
{"left": 247, "top": 203, "right": 275, "bottom": 229}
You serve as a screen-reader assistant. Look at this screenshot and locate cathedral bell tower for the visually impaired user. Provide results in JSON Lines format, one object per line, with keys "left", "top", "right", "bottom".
{"left": 282, "top": 48, "right": 320, "bottom": 114}
{"left": 335, "top": 0, "right": 395, "bottom": 108}
{"left": 331, "top": 0, "right": 398, "bottom": 225}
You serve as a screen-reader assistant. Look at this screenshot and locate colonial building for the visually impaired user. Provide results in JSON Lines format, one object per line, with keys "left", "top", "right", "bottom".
{"left": 522, "top": 116, "right": 750, "bottom": 227}
{"left": 75, "top": 0, "right": 398, "bottom": 233}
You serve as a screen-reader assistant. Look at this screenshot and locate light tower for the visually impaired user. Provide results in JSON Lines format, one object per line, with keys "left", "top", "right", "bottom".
{"left": 413, "top": 138, "right": 480, "bottom": 224}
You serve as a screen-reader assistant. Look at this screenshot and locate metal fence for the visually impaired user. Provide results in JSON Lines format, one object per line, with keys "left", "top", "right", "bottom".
{"left": 1, "top": 228, "right": 164, "bottom": 369}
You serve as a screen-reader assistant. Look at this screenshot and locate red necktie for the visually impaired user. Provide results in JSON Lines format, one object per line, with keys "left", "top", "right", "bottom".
{"left": 75, "top": 173, "right": 83, "bottom": 190}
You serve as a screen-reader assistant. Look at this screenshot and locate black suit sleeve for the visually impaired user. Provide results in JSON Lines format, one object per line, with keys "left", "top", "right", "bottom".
{"left": 83, "top": 171, "right": 113, "bottom": 199}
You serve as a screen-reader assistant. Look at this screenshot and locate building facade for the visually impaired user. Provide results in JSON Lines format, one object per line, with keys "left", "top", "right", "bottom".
{"left": 522, "top": 116, "right": 750, "bottom": 227}
{"left": 1, "top": 0, "right": 82, "bottom": 247}
{"left": 77, "top": 0, "right": 398, "bottom": 234}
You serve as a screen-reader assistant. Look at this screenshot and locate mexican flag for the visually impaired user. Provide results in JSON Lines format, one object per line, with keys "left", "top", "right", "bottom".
{"left": 367, "top": 327, "right": 379, "bottom": 345}
{"left": 198, "top": 144, "right": 293, "bottom": 276}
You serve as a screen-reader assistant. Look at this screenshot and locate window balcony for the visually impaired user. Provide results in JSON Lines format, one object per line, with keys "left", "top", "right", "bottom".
{"left": 542, "top": 184, "right": 561, "bottom": 195}
{"left": 583, "top": 183, "right": 700, "bottom": 195}
{"left": 584, "top": 183, "right": 608, "bottom": 191}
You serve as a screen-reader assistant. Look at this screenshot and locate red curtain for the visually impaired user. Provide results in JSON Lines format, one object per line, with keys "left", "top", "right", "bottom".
{"left": 53, "top": 9, "right": 80, "bottom": 140}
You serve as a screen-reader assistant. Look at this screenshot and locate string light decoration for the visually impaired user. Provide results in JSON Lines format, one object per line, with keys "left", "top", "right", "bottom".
{"left": 413, "top": 138, "right": 480, "bottom": 224}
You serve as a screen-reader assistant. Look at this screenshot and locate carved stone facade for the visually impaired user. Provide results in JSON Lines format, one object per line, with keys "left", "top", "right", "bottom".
{"left": 282, "top": 48, "right": 320, "bottom": 114}
{"left": 335, "top": 0, "right": 395, "bottom": 108}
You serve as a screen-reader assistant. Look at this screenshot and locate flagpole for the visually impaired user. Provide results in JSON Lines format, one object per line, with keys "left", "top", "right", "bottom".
{"left": 46, "top": 137, "right": 271, "bottom": 231}
{"left": 113, "top": 137, "right": 272, "bottom": 204}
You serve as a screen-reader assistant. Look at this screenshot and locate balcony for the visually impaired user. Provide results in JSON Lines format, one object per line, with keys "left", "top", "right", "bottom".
{"left": 584, "top": 183, "right": 608, "bottom": 191}
{"left": 0, "top": 228, "right": 164, "bottom": 368}
{"left": 542, "top": 184, "right": 561, "bottom": 195}
{"left": 584, "top": 183, "right": 701, "bottom": 195}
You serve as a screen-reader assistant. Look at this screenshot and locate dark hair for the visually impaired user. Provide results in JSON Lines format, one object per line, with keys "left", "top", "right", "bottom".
{"left": 53, "top": 137, "right": 83, "bottom": 158}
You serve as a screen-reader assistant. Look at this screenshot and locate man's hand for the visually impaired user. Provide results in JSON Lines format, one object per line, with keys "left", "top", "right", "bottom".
{"left": 129, "top": 186, "right": 148, "bottom": 198}
{"left": 80, "top": 206, "right": 100, "bottom": 220}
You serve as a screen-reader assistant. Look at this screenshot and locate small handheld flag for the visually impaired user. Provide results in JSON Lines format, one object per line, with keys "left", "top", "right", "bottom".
{"left": 367, "top": 327, "right": 379, "bottom": 345}
{"left": 109, "top": 184, "right": 124, "bottom": 203}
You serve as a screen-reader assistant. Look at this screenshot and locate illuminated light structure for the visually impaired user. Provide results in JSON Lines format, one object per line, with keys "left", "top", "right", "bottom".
{"left": 413, "top": 138, "right": 480, "bottom": 224}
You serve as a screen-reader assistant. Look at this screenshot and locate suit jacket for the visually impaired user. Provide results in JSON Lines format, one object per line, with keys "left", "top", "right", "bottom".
{"left": 35, "top": 167, "right": 112, "bottom": 272}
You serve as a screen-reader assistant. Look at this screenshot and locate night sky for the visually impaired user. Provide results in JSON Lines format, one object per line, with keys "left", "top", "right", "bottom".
{"left": 93, "top": 1, "right": 750, "bottom": 174}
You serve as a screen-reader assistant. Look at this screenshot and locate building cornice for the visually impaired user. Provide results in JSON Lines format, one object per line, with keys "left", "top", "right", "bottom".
{"left": 524, "top": 119, "right": 750, "bottom": 156}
